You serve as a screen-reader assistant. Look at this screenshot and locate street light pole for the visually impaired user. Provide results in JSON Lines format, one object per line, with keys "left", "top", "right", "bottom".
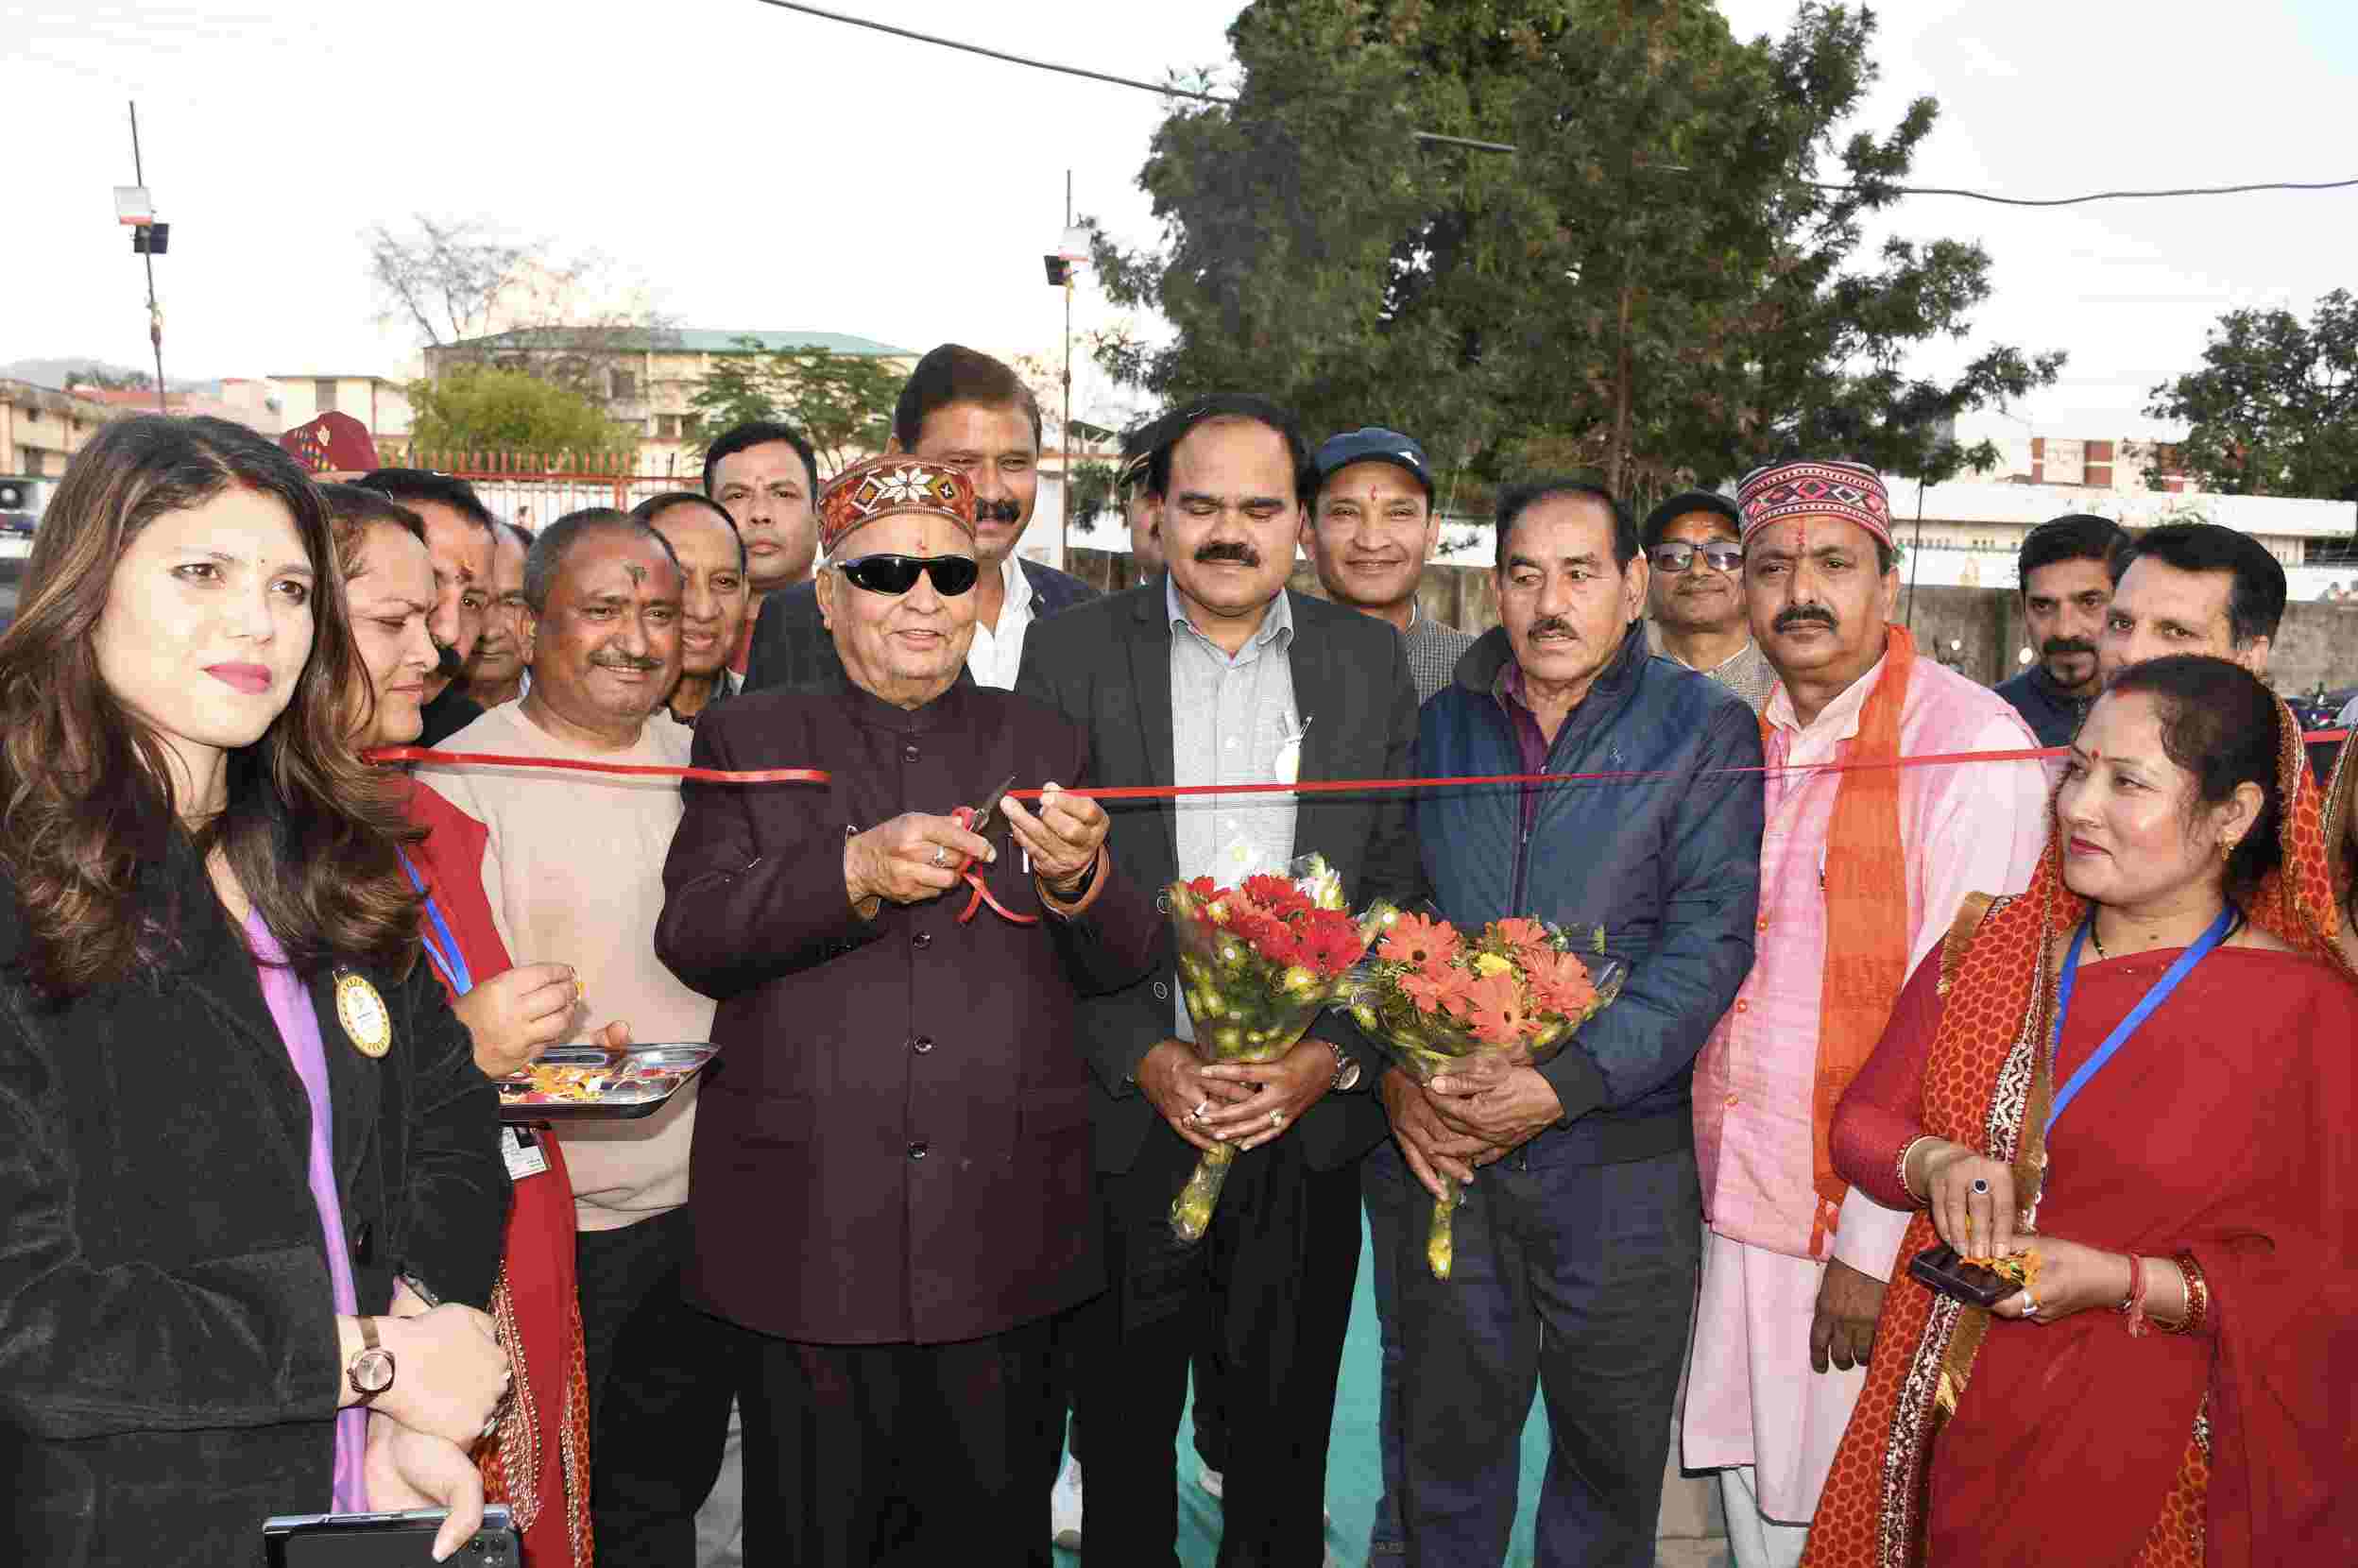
{"left": 128, "top": 102, "right": 167, "bottom": 416}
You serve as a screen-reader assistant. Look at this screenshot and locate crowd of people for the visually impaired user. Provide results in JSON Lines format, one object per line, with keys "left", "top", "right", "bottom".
{"left": 1, "top": 338, "right": 2352, "bottom": 1568}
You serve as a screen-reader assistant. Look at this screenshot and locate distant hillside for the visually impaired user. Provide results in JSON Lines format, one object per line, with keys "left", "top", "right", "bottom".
{"left": 0, "top": 357, "right": 215, "bottom": 394}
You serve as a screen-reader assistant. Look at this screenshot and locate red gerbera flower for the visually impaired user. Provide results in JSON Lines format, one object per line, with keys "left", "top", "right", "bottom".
{"left": 1295, "top": 911, "right": 1368, "bottom": 977}
{"left": 1241, "top": 873, "right": 1310, "bottom": 917}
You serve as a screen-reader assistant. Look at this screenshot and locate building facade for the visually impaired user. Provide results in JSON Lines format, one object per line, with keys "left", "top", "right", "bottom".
{"left": 420, "top": 328, "right": 915, "bottom": 477}
{"left": 0, "top": 381, "right": 123, "bottom": 482}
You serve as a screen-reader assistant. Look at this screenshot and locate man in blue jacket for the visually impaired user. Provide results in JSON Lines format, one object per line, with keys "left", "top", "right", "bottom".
{"left": 1388, "top": 476, "right": 1764, "bottom": 1567}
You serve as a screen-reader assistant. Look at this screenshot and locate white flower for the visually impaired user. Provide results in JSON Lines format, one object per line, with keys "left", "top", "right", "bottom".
{"left": 866, "top": 466, "right": 935, "bottom": 506}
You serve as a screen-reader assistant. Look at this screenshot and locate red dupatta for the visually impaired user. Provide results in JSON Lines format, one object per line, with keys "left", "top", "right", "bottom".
{"left": 1803, "top": 696, "right": 2358, "bottom": 1568}
{"left": 405, "top": 782, "right": 594, "bottom": 1568}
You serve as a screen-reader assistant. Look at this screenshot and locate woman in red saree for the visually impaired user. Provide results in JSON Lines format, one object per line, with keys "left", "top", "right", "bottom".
{"left": 328, "top": 485, "right": 595, "bottom": 1567}
{"left": 1808, "top": 654, "right": 2358, "bottom": 1568}
{"left": 2329, "top": 726, "right": 2356, "bottom": 969}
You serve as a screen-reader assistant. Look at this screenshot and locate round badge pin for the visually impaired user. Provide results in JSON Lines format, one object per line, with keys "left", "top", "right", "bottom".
{"left": 335, "top": 970, "right": 392, "bottom": 1058}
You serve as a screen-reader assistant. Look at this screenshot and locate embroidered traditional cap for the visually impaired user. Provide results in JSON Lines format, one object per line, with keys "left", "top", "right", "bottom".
{"left": 817, "top": 455, "right": 977, "bottom": 557}
{"left": 1735, "top": 458, "right": 1893, "bottom": 550}
{"left": 278, "top": 411, "right": 379, "bottom": 476}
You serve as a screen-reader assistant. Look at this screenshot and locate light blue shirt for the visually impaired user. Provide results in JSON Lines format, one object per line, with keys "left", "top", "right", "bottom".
{"left": 1167, "top": 579, "right": 1302, "bottom": 1041}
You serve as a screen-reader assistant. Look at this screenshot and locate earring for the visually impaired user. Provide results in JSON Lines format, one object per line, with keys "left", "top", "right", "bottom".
{"left": 2219, "top": 837, "right": 2237, "bottom": 861}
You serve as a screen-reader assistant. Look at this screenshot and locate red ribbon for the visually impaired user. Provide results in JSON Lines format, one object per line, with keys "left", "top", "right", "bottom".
{"left": 949, "top": 803, "right": 1037, "bottom": 927}
{"left": 369, "top": 730, "right": 2351, "bottom": 800}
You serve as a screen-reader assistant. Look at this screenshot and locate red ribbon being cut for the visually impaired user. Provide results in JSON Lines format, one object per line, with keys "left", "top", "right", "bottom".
{"left": 370, "top": 731, "right": 2351, "bottom": 800}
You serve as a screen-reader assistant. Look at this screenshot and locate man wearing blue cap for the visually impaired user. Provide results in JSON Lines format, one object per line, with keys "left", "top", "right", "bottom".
{"left": 1296, "top": 424, "right": 1476, "bottom": 1561}
{"left": 1303, "top": 428, "right": 1477, "bottom": 705}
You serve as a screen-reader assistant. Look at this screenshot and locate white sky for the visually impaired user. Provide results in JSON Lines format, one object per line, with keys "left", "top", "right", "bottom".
{"left": 11, "top": 0, "right": 2353, "bottom": 447}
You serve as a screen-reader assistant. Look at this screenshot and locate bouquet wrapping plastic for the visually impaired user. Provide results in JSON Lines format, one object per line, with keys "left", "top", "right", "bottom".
{"left": 1346, "top": 912, "right": 1624, "bottom": 1278}
{"left": 1165, "top": 855, "right": 1393, "bottom": 1242}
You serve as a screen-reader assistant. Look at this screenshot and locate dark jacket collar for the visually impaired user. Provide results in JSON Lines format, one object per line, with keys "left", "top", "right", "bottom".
{"left": 837, "top": 671, "right": 974, "bottom": 734}
{"left": 1456, "top": 616, "right": 1649, "bottom": 727}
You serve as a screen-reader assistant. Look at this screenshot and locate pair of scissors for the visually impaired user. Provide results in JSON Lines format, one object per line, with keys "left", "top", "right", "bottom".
{"left": 950, "top": 775, "right": 1037, "bottom": 927}
{"left": 965, "top": 773, "right": 1018, "bottom": 841}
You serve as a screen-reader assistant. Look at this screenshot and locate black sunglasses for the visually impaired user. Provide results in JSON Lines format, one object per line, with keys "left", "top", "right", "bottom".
{"left": 832, "top": 554, "right": 981, "bottom": 597}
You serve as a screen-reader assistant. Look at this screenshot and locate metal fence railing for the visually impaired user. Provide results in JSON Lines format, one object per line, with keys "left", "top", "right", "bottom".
{"left": 392, "top": 452, "right": 697, "bottom": 528}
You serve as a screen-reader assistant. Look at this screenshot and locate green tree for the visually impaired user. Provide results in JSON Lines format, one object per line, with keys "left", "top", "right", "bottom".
{"left": 1091, "top": 0, "right": 2062, "bottom": 510}
{"left": 60, "top": 365, "right": 155, "bottom": 393}
{"left": 1066, "top": 459, "right": 1121, "bottom": 532}
{"left": 2144, "top": 290, "right": 2358, "bottom": 503}
{"left": 685, "top": 339, "right": 904, "bottom": 478}
{"left": 406, "top": 364, "right": 634, "bottom": 463}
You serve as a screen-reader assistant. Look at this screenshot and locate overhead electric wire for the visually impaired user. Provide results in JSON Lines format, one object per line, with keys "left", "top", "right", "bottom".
{"left": 750, "top": 0, "right": 2352, "bottom": 206}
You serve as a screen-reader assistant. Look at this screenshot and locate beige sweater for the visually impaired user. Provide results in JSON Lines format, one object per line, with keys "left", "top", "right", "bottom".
{"left": 418, "top": 702, "right": 716, "bottom": 1232}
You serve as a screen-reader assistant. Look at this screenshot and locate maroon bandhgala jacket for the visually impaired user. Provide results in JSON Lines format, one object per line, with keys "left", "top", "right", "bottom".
{"left": 655, "top": 679, "right": 1161, "bottom": 1345}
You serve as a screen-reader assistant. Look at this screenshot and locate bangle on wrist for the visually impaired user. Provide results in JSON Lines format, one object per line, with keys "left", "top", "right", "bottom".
{"left": 1896, "top": 1136, "right": 1932, "bottom": 1204}
{"left": 2152, "top": 1252, "right": 2209, "bottom": 1335}
{"left": 2121, "top": 1253, "right": 2152, "bottom": 1338}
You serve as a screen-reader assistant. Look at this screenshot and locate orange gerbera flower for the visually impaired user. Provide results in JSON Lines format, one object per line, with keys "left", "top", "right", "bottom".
{"left": 1400, "top": 963, "right": 1471, "bottom": 1015}
{"left": 1454, "top": 971, "right": 1530, "bottom": 1046}
{"left": 1491, "top": 916, "right": 1552, "bottom": 958}
{"left": 1379, "top": 912, "right": 1461, "bottom": 975}
{"left": 1528, "top": 948, "right": 1598, "bottom": 1019}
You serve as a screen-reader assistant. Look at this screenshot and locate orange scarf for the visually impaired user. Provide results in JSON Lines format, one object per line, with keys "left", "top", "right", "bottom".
{"left": 1765, "top": 623, "right": 1916, "bottom": 1256}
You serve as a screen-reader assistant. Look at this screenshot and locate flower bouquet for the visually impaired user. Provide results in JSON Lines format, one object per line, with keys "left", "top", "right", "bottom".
{"left": 1165, "top": 855, "right": 1393, "bottom": 1243}
{"left": 1347, "top": 912, "right": 1624, "bottom": 1278}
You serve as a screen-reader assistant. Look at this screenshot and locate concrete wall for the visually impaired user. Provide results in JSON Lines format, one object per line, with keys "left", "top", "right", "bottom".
{"left": 1068, "top": 547, "right": 2358, "bottom": 697}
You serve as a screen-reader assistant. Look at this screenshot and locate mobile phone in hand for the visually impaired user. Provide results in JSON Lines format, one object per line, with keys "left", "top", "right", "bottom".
{"left": 261, "top": 1504, "right": 518, "bottom": 1566}
{"left": 1906, "top": 1243, "right": 2017, "bottom": 1309}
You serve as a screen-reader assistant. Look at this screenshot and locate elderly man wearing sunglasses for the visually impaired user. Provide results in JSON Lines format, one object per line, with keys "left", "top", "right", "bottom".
{"left": 1642, "top": 489, "right": 1777, "bottom": 713}
{"left": 655, "top": 453, "right": 1162, "bottom": 1565}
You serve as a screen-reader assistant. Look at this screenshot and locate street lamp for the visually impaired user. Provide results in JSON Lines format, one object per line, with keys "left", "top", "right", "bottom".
{"left": 1043, "top": 173, "right": 1088, "bottom": 564}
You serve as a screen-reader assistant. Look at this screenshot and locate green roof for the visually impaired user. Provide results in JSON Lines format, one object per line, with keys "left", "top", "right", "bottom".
{"left": 447, "top": 328, "right": 914, "bottom": 356}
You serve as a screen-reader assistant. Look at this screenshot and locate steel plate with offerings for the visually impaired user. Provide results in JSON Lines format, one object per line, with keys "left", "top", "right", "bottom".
{"left": 496, "top": 1042, "right": 717, "bottom": 1123}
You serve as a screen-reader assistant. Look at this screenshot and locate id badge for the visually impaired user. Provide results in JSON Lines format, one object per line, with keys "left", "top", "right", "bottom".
{"left": 501, "top": 1125, "right": 549, "bottom": 1181}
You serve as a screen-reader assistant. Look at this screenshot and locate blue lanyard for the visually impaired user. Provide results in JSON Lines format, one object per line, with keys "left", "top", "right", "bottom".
{"left": 2045, "top": 904, "right": 2235, "bottom": 1133}
{"left": 397, "top": 850, "right": 474, "bottom": 997}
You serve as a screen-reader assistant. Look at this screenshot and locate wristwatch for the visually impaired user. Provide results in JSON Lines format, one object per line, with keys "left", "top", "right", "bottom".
{"left": 1324, "top": 1039, "right": 1361, "bottom": 1093}
{"left": 346, "top": 1316, "right": 396, "bottom": 1406}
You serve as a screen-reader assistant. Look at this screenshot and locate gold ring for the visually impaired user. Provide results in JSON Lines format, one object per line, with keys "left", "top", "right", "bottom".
{"left": 1268, "top": 1110, "right": 1284, "bottom": 1129}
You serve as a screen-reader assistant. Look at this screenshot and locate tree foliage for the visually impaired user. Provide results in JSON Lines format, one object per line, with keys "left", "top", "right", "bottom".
{"left": 1066, "top": 459, "right": 1121, "bottom": 531}
{"left": 684, "top": 338, "right": 904, "bottom": 478}
{"left": 363, "top": 213, "right": 671, "bottom": 398}
{"left": 60, "top": 365, "right": 155, "bottom": 392}
{"left": 1091, "top": 0, "right": 2063, "bottom": 512}
{"left": 2144, "top": 289, "right": 2358, "bottom": 503}
{"left": 406, "top": 364, "right": 634, "bottom": 463}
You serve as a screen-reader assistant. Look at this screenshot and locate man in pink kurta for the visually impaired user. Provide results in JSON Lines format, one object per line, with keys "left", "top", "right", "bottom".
{"left": 1681, "top": 460, "right": 2048, "bottom": 1568}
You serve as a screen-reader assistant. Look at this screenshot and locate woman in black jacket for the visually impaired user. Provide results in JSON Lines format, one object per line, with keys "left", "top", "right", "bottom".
{"left": 0, "top": 417, "right": 512, "bottom": 1565}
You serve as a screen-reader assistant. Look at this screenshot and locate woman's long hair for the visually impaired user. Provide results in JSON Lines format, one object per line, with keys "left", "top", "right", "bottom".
{"left": 0, "top": 416, "right": 419, "bottom": 998}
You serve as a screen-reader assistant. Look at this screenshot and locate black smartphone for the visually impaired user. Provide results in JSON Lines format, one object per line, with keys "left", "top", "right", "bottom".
{"left": 261, "top": 1504, "right": 518, "bottom": 1567}
{"left": 1906, "top": 1243, "right": 2017, "bottom": 1309}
